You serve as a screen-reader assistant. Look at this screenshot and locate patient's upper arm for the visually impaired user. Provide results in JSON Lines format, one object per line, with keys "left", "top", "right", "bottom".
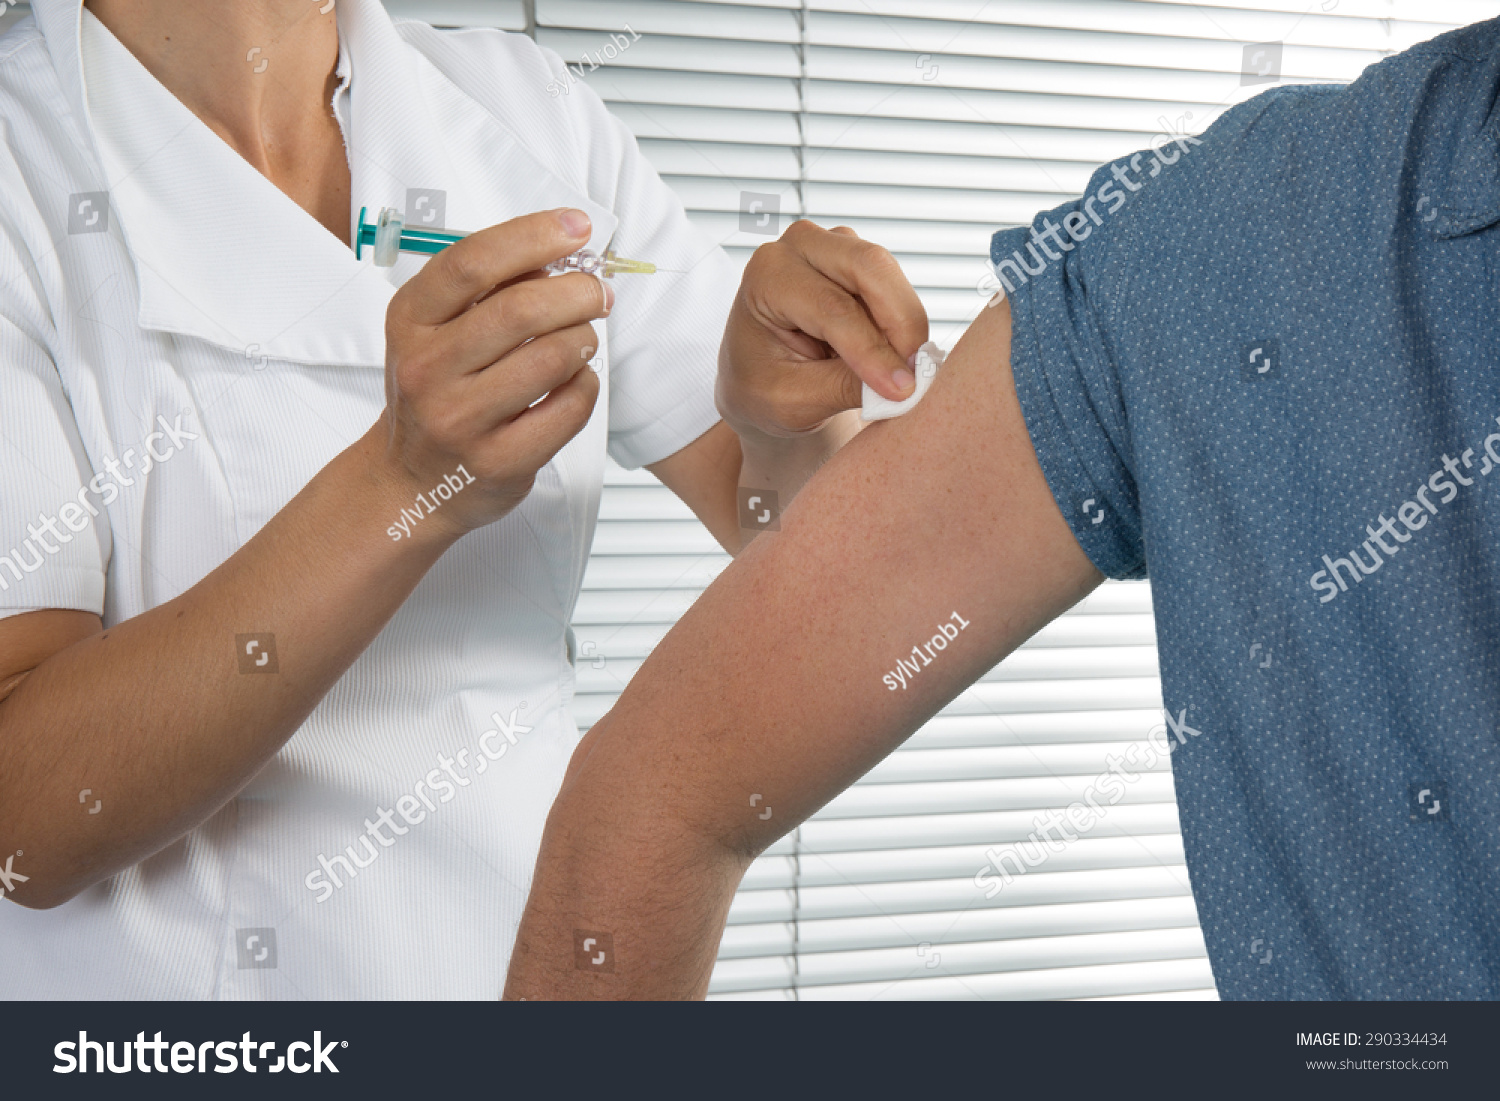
{"left": 569, "top": 296, "right": 1104, "bottom": 849}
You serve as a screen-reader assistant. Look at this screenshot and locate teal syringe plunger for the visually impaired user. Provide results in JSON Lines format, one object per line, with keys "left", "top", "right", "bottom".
{"left": 356, "top": 206, "right": 661, "bottom": 276}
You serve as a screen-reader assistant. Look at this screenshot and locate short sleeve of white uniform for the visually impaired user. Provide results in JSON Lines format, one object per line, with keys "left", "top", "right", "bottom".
{"left": 546, "top": 52, "right": 738, "bottom": 470}
{"left": 0, "top": 212, "right": 109, "bottom": 620}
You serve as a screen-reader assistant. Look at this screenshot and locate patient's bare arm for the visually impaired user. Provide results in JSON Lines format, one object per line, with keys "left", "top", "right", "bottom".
{"left": 504, "top": 298, "right": 1103, "bottom": 999}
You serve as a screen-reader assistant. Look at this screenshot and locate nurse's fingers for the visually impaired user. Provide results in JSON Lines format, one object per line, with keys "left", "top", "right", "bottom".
{"left": 747, "top": 220, "right": 928, "bottom": 401}
{"left": 442, "top": 323, "right": 601, "bottom": 435}
{"left": 393, "top": 208, "right": 595, "bottom": 328}
{"left": 388, "top": 272, "right": 607, "bottom": 411}
{"left": 726, "top": 351, "right": 868, "bottom": 434}
{"left": 472, "top": 353, "right": 601, "bottom": 479}
{"left": 437, "top": 271, "right": 611, "bottom": 375}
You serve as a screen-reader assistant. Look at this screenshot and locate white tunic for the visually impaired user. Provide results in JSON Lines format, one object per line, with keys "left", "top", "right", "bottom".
{"left": 0, "top": 0, "right": 734, "bottom": 998}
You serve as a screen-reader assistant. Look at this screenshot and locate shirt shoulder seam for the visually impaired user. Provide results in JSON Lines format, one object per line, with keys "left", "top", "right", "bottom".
{"left": 0, "top": 24, "right": 44, "bottom": 65}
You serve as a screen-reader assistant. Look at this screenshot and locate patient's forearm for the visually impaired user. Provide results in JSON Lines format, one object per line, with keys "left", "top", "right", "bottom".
{"left": 506, "top": 416, "right": 1006, "bottom": 996}
{"left": 504, "top": 713, "right": 750, "bottom": 999}
{"left": 504, "top": 300, "right": 1101, "bottom": 999}
{"left": 503, "top": 513, "right": 927, "bottom": 998}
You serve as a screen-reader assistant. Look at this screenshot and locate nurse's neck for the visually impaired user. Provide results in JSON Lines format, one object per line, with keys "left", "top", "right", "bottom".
{"left": 84, "top": 0, "right": 353, "bottom": 247}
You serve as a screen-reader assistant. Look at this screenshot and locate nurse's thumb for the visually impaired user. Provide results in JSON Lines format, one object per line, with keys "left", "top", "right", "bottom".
{"left": 765, "top": 356, "right": 866, "bottom": 433}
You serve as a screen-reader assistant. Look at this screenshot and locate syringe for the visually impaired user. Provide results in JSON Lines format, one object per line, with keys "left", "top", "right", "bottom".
{"left": 356, "top": 206, "right": 664, "bottom": 276}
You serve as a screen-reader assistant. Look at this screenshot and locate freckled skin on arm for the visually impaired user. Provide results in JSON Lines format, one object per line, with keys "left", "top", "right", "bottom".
{"left": 504, "top": 298, "right": 1104, "bottom": 999}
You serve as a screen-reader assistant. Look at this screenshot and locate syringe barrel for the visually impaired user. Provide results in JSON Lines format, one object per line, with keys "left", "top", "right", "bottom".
{"left": 360, "top": 207, "right": 655, "bottom": 277}
{"left": 397, "top": 225, "right": 466, "bottom": 255}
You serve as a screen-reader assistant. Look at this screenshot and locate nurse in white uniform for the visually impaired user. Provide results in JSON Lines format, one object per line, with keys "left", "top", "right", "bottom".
{"left": 0, "top": 0, "right": 925, "bottom": 997}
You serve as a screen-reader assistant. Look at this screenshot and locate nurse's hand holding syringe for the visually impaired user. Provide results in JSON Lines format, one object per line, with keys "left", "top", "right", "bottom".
{"left": 374, "top": 206, "right": 615, "bottom": 534}
{"left": 0, "top": 208, "right": 612, "bottom": 907}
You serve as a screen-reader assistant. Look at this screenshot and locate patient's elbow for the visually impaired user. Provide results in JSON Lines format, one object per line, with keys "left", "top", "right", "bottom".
{"left": 6, "top": 881, "right": 77, "bottom": 911}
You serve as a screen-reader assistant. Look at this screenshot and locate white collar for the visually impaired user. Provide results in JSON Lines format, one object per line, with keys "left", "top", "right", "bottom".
{"left": 35, "top": 0, "right": 618, "bottom": 367}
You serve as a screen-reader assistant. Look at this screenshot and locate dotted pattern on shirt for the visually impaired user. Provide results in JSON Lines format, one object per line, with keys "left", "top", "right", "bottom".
{"left": 994, "top": 19, "right": 1500, "bottom": 999}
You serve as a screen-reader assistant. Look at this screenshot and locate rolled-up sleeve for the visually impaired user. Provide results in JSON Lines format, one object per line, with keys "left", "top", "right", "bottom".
{"left": 0, "top": 271, "right": 108, "bottom": 619}
{"left": 992, "top": 162, "right": 1148, "bottom": 581}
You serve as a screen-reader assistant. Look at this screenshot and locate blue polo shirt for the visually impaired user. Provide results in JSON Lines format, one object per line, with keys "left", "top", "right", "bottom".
{"left": 994, "top": 19, "right": 1500, "bottom": 999}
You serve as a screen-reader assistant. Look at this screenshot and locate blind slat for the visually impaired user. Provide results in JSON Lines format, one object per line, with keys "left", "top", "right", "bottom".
{"left": 719, "top": 895, "right": 1205, "bottom": 958}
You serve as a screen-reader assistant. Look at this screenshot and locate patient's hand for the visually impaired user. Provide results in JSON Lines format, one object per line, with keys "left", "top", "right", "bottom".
{"left": 716, "top": 220, "right": 928, "bottom": 439}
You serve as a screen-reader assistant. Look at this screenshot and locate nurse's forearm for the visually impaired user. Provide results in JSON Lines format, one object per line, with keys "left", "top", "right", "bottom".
{"left": 0, "top": 428, "right": 458, "bottom": 909}
{"left": 647, "top": 414, "right": 862, "bottom": 556}
{"left": 0, "top": 208, "right": 610, "bottom": 910}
